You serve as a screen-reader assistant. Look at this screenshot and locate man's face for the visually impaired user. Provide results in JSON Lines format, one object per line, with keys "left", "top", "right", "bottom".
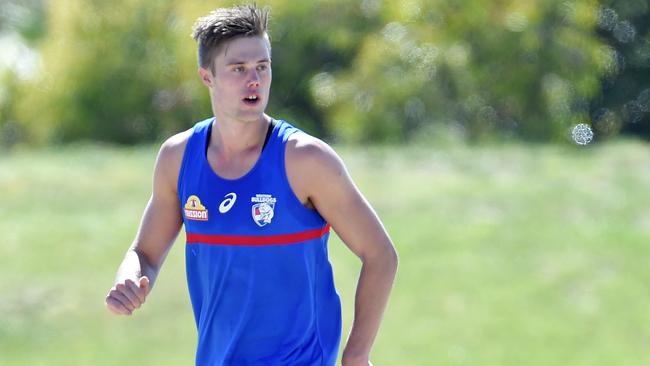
{"left": 201, "top": 35, "right": 272, "bottom": 123}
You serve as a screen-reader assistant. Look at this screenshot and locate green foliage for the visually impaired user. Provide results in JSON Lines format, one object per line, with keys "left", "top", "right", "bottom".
{"left": 263, "top": 0, "right": 381, "bottom": 137}
{"left": 7, "top": 0, "right": 379, "bottom": 143}
{"left": 13, "top": 0, "right": 207, "bottom": 144}
{"left": 319, "top": 0, "right": 610, "bottom": 142}
{"left": 592, "top": 0, "right": 650, "bottom": 140}
{"left": 170, "top": 0, "right": 380, "bottom": 138}
{"left": 1, "top": 0, "right": 649, "bottom": 144}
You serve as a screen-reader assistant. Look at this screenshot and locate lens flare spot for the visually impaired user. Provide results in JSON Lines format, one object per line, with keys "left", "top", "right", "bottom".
{"left": 571, "top": 123, "right": 593, "bottom": 145}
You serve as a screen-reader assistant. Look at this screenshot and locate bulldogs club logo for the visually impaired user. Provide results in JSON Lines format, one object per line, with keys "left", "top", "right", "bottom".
{"left": 251, "top": 194, "right": 276, "bottom": 227}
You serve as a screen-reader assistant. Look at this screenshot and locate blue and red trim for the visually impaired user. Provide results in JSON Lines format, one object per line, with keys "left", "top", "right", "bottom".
{"left": 186, "top": 224, "right": 330, "bottom": 246}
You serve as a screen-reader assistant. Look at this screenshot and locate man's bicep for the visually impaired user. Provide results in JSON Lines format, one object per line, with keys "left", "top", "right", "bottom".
{"left": 131, "top": 142, "right": 184, "bottom": 269}
{"left": 306, "top": 147, "right": 392, "bottom": 260}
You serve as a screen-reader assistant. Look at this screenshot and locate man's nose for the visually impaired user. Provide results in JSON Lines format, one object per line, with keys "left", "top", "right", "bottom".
{"left": 247, "top": 70, "right": 260, "bottom": 88}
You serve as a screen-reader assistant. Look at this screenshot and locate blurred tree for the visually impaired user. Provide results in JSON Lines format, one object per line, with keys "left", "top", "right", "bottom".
{"left": 591, "top": 0, "right": 650, "bottom": 140}
{"left": 0, "top": 71, "right": 21, "bottom": 148}
{"left": 2, "top": 0, "right": 648, "bottom": 145}
{"left": 320, "top": 0, "right": 610, "bottom": 143}
{"left": 9, "top": 0, "right": 379, "bottom": 144}
{"left": 13, "top": 0, "right": 203, "bottom": 144}
{"left": 171, "top": 0, "right": 381, "bottom": 138}
{"left": 0, "top": 0, "right": 45, "bottom": 147}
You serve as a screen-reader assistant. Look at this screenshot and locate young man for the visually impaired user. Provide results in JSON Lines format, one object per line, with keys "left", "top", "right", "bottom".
{"left": 105, "top": 5, "right": 397, "bottom": 366}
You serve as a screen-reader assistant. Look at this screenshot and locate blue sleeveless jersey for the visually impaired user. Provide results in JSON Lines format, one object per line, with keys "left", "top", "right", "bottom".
{"left": 177, "top": 117, "right": 342, "bottom": 366}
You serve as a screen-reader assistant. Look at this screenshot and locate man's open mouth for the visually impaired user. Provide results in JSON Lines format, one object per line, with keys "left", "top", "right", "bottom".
{"left": 243, "top": 95, "right": 260, "bottom": 105}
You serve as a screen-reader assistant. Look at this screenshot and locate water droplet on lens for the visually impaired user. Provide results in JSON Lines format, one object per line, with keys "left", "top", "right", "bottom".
{"left": 572, "top": 123, "right": 593, "bottom": 145}
{"left": 446, "top": 43, "right": 470, "bottom": 67}
{"left": 310, "top": 72, "right": 337, "bottom": 108}
{"left": 354, "top": 92, "right": 374, "bottom": 113}
{"left": 505, "top": 12, "right": 528, "bottom": 32}
{"left": 360, "top": 0, "right": 381, "bottom": 17}
{"left": 400, "top": 0, "right": 421, "bottom": 21}
{"left": 416, "top": 43, "right": 438, "bottom": 79}
{"left": 400, "top": 41, "right": 420, "bottom": 64}
{"left": 623, "top": 101, "right": 643, "bottom": 124}
{"left": 613, "top": 20, "right": 636, "bottom": 43}
{"left": 597, "top": 7, "right": 618, "bottom": 31}
{"left": 382, "top": 22, "right": 407, "bottom": 43}
{"left": 598, "top": 46, "right": 624, "bottom": 76}
{"left": 637, "top": 89, "right": 650, "bottom": 113}
{"left": 153, "top": 90, "right": 177, "bottom": 111}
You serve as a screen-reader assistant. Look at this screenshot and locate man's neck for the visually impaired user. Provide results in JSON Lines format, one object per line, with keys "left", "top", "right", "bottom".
{"left": 209, "top": 112, "right": 271, "bottom": 158}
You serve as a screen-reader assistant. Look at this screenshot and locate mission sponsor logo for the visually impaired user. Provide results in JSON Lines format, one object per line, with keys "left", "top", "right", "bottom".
{"left": 251, "top": 194, "right": 276, "bottom": 227}
{"left": 184, "top": 195, "right": 208, "bottom": 221}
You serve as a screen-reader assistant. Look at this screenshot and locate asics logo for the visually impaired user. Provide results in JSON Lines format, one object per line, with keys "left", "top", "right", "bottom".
{"left": 219, "top": 193, "right": 237, "bottom": 213}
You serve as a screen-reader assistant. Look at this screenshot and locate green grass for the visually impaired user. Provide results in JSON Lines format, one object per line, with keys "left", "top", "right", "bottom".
{"left": 1, "top": 140, "right": 649, "bottom": 365}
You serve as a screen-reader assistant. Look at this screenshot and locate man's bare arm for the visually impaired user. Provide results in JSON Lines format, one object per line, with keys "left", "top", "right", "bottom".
{"left": 105, "top": 133, "right": 187, "bottom": 316}
{"left": 287, "top": 135, "right": 398, "bottom": 366}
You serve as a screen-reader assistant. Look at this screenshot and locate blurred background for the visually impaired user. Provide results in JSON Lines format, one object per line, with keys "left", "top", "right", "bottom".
{"left": 1, "top": 0, "right": 649, "bottom": 365}
{"left": 1, "top": 0, "right": 649, "bottom": 146}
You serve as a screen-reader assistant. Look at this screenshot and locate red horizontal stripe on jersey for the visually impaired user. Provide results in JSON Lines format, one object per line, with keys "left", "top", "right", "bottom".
{"left": 186, "top": 224, "right": 331, "bottom": 246}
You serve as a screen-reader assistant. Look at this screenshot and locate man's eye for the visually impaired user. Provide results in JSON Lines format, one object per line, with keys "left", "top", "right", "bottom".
{"left": 257, "top": 65, "right": 267, "bottom": 71}
{"left": 234, "top": 66, "right": 244, "bottom": 72}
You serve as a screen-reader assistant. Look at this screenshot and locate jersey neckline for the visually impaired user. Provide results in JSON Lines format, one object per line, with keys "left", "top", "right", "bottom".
{"left": 201, "top": 117, "right": 280, "bottom": 183}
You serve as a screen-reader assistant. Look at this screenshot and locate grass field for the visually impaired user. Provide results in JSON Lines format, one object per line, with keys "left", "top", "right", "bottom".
{"left": 1, "top": 140, "right": 649, "bottom": 365}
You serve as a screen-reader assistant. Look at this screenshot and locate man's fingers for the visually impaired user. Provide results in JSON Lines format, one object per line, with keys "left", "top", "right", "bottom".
{"left": 109, "top": 285, "right": 136, "bottom": 311}
{"left": 105, "top": 296, "right": 132, "bottom": 315}
{"left": 125, "top": 279, "right": 146, "bottom": 304}
{"left": 115, "top": 283, "right": 142, "bottom": 310}
{"left": 105, "top": 277, "right": 150, "bottom": 317}
{"left": 139, "top": 276, "right": 150, "bottom": 294}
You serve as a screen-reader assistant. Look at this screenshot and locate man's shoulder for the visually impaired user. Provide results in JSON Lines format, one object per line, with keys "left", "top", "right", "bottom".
{"left": 285, "top": 130, "right": 343, "bottom": 173}
{"left": 159, "top": 117, "right": 213, "bottom": 158}
{"left": 159, "top": 129, "right": 193, "bottom": 162}
{"left": 150, "top": 128, "right": 195, "bottom": 193}
{"left": 152, "top": 128, "right": 195, "bottom": 190}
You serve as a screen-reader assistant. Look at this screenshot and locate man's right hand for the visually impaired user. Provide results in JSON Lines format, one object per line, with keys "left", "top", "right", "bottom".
{"left": 105, "top": 276, "right": 150, "bottom": 316}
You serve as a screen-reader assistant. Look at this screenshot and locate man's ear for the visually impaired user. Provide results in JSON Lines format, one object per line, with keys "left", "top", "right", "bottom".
{"left": 198, "top": 67, "right": 213, "bottom": 87}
